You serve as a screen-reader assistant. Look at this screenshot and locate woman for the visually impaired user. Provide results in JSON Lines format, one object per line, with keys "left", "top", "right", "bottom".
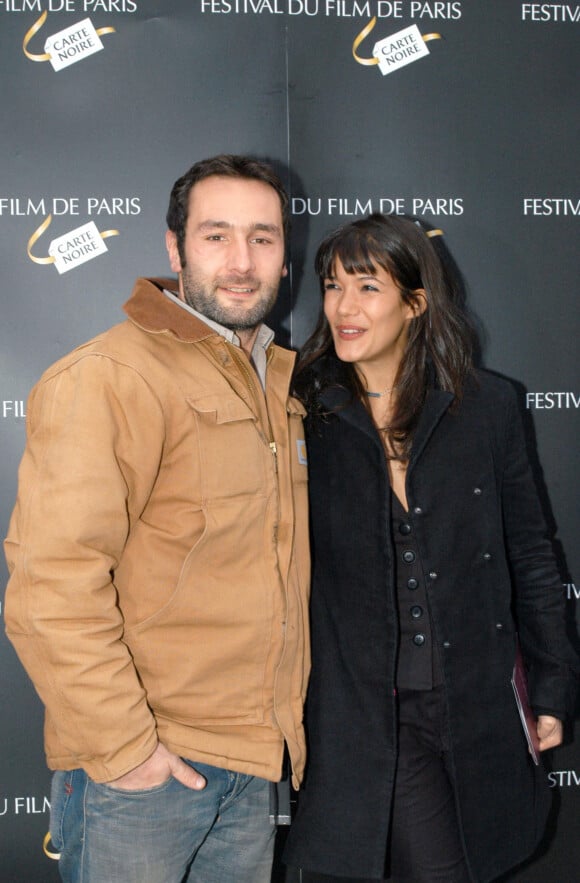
{"left": 284, "top": 214, "right": 577, "bottom": 882}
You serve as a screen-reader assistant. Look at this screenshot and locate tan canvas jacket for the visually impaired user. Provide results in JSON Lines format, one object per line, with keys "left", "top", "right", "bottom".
{"left": 4, "top": 277, "right": 310, "bottom": 788}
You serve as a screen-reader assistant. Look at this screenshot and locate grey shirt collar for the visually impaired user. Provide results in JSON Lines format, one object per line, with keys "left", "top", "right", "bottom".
{"left": 163, "top": 289, "right": 274, "bottom": 390}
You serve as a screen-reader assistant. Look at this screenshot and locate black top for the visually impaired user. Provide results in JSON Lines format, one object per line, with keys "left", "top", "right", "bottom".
{"left": 391, "top": 491, "right": 443, "bottom": 690}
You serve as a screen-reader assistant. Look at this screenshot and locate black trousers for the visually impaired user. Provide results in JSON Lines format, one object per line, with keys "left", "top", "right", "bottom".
{"left": 296, "top": 687, "right": 472, "bottom": 883}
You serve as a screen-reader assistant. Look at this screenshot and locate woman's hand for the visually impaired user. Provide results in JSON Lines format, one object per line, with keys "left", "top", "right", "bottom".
{"left": 537, "top": 715, "right": 563, "bottom": 752}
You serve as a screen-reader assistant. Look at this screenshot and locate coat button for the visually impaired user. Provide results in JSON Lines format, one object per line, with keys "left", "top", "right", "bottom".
{"left": 496, "top": 622, "right": 504, "bottom": 630}
{"left": 443, "top": 641, "right": 451, "bottom": 649}
{"left": 410, "top": 605, "right": 423, "bottom": 619}
{"left": 429, "top": 571, "right": 438, "bottom": 580}
{"left": 413, "top": 506, "right": 423, "bottom": 515}
{"left": 473, "top": 487, "right": 482, "bottom": 495}
{"left": 403, "top": 550, "right": 416, "bottom": 564}
{"left": 407, "top": 578, "right": 419, "bottom": 590}
{"left": 413, "top": 633, "right": 426, "bottom": 646}
{"left": 399, "top": 522, "right": 412, "bottom": 535}
{"left": 483, "top": 552, "right": 492, "bottom": 561}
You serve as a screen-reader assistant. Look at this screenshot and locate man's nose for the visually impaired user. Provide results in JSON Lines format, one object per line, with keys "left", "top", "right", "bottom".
{"left": 226, "top": 237, "right": 254, "bottom": 275}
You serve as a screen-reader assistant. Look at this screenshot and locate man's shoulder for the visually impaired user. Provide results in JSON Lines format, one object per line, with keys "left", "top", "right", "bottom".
{"left": 37, "top": 320, "right": 145, "bottom": 383}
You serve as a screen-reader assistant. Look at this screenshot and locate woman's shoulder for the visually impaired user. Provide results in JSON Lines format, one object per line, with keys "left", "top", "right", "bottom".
{"left": 466, "top": 368, "right": 520, "bottom": 408}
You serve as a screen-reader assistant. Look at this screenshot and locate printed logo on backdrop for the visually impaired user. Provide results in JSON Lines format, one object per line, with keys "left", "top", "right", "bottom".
{"left": 23, "top": 10, "right": 116, "bottom": 69}
{"left": 0, "top": 794, "right": 50, "bottom": 817}
{"left": 548, "top": 770, "right": 580, "bottom": 787}
{"left": 525, "top": 392, "right": 580, "bottom": 409}
{"left": 2, "top": 400, "right": 26, "bottom": 419}
{"left": 566, "top": 583, "right": 579, "bottom": 601}
{"left": 0, "top": 195, "right": 140, "bottom": 273}
{"left": 199, "top": 0, "right": 462, "bottom": 19}
{"left": 28, "top": 215, "right": 119, "bottom": 273}
{"left": 353, "top": 17, "right": 441, "bottom": 75}
{"left": 292, "top": 194, "right": 463, "bottom": 219}
{"left": 523, "top": 197, "right": 580, "bottom": 216}
{"left": 521, "top": 3, "right": 580, "bottom": 22}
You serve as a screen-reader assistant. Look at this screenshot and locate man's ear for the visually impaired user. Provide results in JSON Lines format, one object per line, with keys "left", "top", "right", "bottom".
{"left": 166, "top": 230, "right": 182, "bottom": 273}
{"left": 281, "top": 264, "right": 288, "bottom": 278}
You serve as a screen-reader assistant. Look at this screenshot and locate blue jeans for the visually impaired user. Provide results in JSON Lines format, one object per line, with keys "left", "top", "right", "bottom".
{"left": 49, "top": 760, "right": 275, "bottom": 883}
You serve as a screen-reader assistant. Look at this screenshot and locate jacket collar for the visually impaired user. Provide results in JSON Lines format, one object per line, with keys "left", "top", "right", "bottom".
{"left": 123, "top": 277, "right": 217, "bottom": 343}
{"left": 319, "top": 385, "right": 379, "bottom": 447}
{"left": 408, "top": 388, "right": 454, "bottom": 469}
{"left": 319, "top": 382, "right": 454, "bottom": 463}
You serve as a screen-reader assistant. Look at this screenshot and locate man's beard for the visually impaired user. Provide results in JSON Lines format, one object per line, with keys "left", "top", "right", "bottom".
{"left": 181, "top": 265, "right": 279, "bottom": 332}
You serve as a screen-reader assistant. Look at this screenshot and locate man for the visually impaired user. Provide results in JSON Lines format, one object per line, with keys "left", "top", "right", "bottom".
{"left": 4, "top": 155, "right": 310, "bottom": 883}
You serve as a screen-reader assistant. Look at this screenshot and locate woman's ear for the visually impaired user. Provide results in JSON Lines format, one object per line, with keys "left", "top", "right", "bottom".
{"left": 410, "top": 288, "right": 428, "bottom": 317}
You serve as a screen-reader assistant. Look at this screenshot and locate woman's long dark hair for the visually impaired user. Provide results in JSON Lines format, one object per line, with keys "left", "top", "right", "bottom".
{"left": 294, "top": 213, "right": 476, "bottom": 460}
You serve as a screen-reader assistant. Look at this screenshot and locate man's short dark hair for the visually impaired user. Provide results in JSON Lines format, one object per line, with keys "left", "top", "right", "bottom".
{"left": 166, "top": 154, "right": 289, "bottom": 264}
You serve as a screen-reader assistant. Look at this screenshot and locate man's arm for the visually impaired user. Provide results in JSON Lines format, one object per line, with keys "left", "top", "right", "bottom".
{"left": 5, "top": 354, "right": 167, "bottom": 782}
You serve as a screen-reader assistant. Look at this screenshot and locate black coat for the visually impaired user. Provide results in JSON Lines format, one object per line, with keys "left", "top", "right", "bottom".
{"left": 284, "top": 367, "right": 577, "bottom": 882}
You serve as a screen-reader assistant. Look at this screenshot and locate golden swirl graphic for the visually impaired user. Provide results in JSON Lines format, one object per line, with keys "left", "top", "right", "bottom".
{"left": 352, "top": 16, "right": 380, "bottom": 66}
{"left": 43, "top": 831, "right": 61, "bottom": 861}
{"left": 352, "top": 18, "right": 442, "bottom": 67}
{"left": 23, "top": 12, "right": 116, "bottom": 63}
{"left": 27, "top": 214, "right": 55, "bottom": 263}
{"left": 23, "top": 10, "right": 51, "bottom": 62}
{"left": 27, "top": 215, "right": 120, "bottom": 266}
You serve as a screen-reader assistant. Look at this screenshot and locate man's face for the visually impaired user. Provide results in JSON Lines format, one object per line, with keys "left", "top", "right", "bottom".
{"left": 166, "top": 175, "right": 287, "bottom": 332}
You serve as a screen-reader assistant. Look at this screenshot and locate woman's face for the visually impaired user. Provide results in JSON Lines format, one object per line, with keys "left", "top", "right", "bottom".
{"left": 323, "top": 257, "right": 419, "bottom": 379}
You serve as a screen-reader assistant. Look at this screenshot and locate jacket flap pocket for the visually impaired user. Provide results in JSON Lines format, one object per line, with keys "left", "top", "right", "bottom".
{"left": 186, "top": 393, "right": 256, "bottom": 425}
{"left": 287, "top": 397, "right": 307, "bottom": 418}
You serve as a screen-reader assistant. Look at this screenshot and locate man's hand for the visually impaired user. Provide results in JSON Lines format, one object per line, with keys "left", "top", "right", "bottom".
{"left": 106, "top": 742, "right": 207, "bottom": 791}
{"left": 537, "top": 715, "right": 563, "bottom": 752}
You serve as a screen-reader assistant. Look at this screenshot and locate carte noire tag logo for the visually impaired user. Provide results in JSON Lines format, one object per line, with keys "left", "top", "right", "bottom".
{"left": 353, "top": 18, "right": 441, "bottom": 76}
{"left": 49, "top": 221, "right": 109, "bottom": 272}
{"left": 28, "top": 216, "right": 119, "bottom": 274}
{"left": 23, "top": 11, "right": 116, "bottom": 71}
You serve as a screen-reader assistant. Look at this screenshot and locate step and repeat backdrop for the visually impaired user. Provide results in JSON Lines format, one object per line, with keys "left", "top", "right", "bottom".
{"left": 0, "top": 2, "right": 578, "bottom": 880}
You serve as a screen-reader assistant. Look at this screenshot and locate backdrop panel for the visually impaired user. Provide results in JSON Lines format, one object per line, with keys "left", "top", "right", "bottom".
{"left": 1, "top": 1, "right": 578, "bottom": 879}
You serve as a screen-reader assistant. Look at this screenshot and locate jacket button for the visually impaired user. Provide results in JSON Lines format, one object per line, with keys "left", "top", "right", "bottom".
{"left": 413, "top": 506, "right": 423, "bottom": 515}
{"left": 473, "top": 487, "right": 482, "bottom": 495}
{"left": 399, "top": 522, "right": 412, "bottom": 535}
{"left": 407, "top": 578, "right": 419, "bottom": 590}
{"left": 496, "top": 622, "right": 504, "bottom": 630}
{"left": 429, "top": 571, "right": 438, "bottom": 580}
{"left": 413, "top": 633, "right": 426, "bottom": 646}
{"left": 410, "top": 605, "right": 423, "bottom": 619}
{"left": 443, "top": 641, "right": 451, "bottom": 649}
{"left": 483, "top": 552, "right": 492, "bottom": 561}
{"left": 402, "top": 550, "right": 416, "bottom": 564}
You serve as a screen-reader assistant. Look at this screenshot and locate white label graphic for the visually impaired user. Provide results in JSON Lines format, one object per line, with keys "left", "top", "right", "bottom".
{"left": 45, "top": 19, "right": 104, "bottom": 71}
{"left": 49, "top": 221, "right": 108, "bottom": 274}
{"left": 373, "top": 24, "right": 429, "bottom": 75}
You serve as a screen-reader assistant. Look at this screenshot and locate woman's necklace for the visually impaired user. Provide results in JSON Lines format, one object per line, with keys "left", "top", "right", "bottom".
{"left": 366, "top": 384, "right": 398, "bottom": 398}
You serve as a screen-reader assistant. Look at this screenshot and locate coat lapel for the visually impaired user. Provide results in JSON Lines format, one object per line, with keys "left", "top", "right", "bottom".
{"left": 408, "top": 389, "right": 454, "bottom": 472}
{"left": 319, "top": 385, "right": 454, "bottom": 464}
{"left": 319, "top": 386, "right": 382, "bottom": 450}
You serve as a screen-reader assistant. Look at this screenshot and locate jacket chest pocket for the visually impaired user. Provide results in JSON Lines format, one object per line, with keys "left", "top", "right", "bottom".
{"left": 187, "top": 393, "right": 269, "bottom": 500}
